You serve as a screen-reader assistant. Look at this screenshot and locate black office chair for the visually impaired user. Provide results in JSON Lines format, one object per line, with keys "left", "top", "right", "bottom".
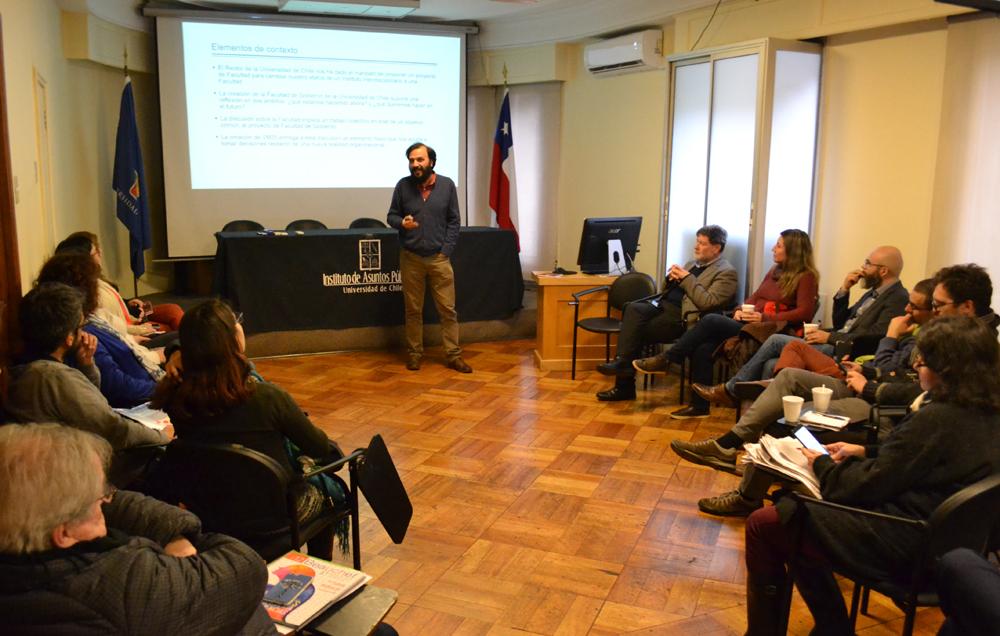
{"left": 569, "top": 271, "right": 656, "bottom": 380}
{"left": 149, "top": 434, "right": 412, "bottom": 569}
{"left": 782, "top": 473, "right": 1000, "bottom": 636}
{"left": 222, "top": 219, "right": 265, "bottom": 232}
{"left": 286, "top": 219, "right": 327, "bottom": 231}
{"left": 349, "top": 217, "right": 387, "bottom": 229}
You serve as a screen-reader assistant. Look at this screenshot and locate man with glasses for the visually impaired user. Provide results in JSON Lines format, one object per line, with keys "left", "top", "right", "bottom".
{"left": 930, "top": 263, "right": 999, "bottom": 330}
{"left": 4, "top": 283, "right": 168, "bottom": 451}
{"left": 0, "top": 423, "right": 274, "bottom": 634}
{"left": 693, "top": 245, "right": 909, "bottom": 408}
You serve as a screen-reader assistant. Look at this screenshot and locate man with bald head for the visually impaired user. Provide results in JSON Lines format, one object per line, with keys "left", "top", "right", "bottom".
{"left": 693, "top": 245, "right": 909, "bottom": 407}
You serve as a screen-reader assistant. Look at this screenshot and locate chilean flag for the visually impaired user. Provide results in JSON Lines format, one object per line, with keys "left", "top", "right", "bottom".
{"left": 489, "top": 91, "right": 519, "bottom": 250}
{"left": 112, "top": 77, "right": 151, "bottom": 278}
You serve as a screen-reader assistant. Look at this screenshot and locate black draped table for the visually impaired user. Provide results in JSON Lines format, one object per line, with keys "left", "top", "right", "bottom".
{"left": 214, "top": 227, "right": 524, "bottom": 334}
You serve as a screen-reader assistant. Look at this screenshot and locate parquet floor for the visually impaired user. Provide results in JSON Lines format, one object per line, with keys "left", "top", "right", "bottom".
{"left": 254, "top": 339, "right": 945, "bottom": 635}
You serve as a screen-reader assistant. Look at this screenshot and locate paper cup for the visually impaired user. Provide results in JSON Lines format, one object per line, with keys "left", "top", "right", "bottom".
{"left": 741, "top": 304, "right": 755, "bottom": 314}
{"left": 782, "top": 395, "right": 805, "bottom": 423}
{"left": 804, "top": 323, "right": 819, "bottom": 334}
{"left": 812, "top": 386, "right": 833, "bottom": 413}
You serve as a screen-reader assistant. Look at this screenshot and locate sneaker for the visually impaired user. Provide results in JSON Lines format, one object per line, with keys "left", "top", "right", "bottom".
{"left": 406, "top": 355, "right": 421, "bottom": 371}
{"left": 633, "top": 354, "right": 670, "bottom": 375}
{"left": 596, "top": 385, "right": 636, "bottom": 402}
{"left": 668, "top": 405, "right": 710, "bottom": 420}
{"left": 669, "top": 437, "right": 739, "bottom": 472}
{"left": 447, "top": 357, "right": 473, "bottom": 373}
{"left": 698, "top": 490, "right": 763, "bottom": 517}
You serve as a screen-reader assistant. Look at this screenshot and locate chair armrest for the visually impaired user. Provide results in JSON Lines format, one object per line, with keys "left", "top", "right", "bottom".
{"left": 569, "top": 285, "right": 610, "bottom": 303}
{"left": 301, "top": 449, "right": 365, "bottom": 479}
{"left": 789, "top": 491, "right": 928, "bottom": 529}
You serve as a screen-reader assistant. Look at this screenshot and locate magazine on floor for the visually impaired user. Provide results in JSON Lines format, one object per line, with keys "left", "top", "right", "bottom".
{"left": 741, "top": 435, "right": 823, "bottom": 499}
{"left": 263, "top": 551, "right": 371, "bottom": 634}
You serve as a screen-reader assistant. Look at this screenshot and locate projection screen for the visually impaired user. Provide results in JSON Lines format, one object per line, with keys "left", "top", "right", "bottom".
{"left": 155, "top": 14, "right": 467, "bottom": 257}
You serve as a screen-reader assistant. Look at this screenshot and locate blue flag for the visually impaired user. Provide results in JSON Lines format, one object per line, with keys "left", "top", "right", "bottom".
{"left": 113, "top": 77, "right": 151, "bottom": 278}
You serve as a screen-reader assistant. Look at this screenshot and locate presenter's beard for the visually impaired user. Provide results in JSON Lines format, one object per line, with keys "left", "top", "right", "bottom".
{"left": 410, "top": 166, "right": 431, "bottom": 182}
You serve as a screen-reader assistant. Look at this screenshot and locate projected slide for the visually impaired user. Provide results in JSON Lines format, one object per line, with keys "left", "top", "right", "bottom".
{"left": 182, "top": 22, "right": 461, "bottom": 189}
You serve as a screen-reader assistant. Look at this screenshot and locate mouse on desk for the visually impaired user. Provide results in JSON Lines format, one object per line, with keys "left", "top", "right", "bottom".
{"left": 552, "top": 266, "right": 577, "bottom": 275}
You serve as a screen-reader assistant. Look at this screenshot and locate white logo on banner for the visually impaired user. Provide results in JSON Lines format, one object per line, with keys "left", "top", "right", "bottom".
{"left": 321, "top": 238, "right": 402, "bottom": 294}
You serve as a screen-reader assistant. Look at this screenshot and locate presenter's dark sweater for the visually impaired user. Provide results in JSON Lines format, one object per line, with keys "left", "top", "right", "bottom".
{"left": 387, "top": 173, "right": 460, "bottom": 257}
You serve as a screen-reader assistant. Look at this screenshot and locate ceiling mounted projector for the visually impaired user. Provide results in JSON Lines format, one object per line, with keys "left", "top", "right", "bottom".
{"left": 277, "top": 0, "right": 419, "bottom": 17}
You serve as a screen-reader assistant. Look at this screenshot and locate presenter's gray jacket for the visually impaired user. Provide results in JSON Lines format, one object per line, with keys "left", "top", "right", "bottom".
{"left": 0, "top": 491, "right": 273, "bottom": 635}
{"left": 674, "top": 258, "right": 739, "bottom": 325}
{"left": 387, "top": 173, "right": 461, "bottom": 257}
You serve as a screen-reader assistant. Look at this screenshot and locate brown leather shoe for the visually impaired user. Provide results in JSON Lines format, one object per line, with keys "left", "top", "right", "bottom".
{"left": 447, "top": 357, "right": 472, "bottom": 373}
{"left": 692, "top": 383, "right": 737, "bottom": 408}
{"left": 633, "top": 353, "right": 670, "bottom": 375}
{"left": 406, "top": 354, "right": 421, "bottom": 371}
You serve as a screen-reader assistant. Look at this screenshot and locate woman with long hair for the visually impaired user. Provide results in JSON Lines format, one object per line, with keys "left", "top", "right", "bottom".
{"left": 742, "top": 315, "right": 1000, "bottom": 634}
{"left": 36, "top": 252, "right": 164, "bottom": 408}
{"left": 151, "top": 299, "right": 346, "bottom": 558}
{"left": 635, "top": 228, "right": 819, "bottom": 419}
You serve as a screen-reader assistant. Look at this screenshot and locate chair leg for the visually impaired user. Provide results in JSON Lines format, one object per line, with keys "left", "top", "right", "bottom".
{"left": 849, "top": 582, "right": 862, "bottom": 629}
{"left": 571, "top": 324, "right": 579, "bottom": 380}
{"left": 861, "top": 586, "right": 871, "bottom": 615}
{"left": 349, "top": 462, "right": 362, "bottom": 571}
{"left": 902, "top": 604, "right": 917, "bottom": 636}
{"left": 605, "top": 334, "right": 611, "bottom": 363}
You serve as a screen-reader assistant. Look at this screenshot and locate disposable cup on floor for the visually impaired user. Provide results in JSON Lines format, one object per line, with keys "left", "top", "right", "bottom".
{"left": 782, "top": 395, "right": 805, "bottom": 423}
{"left": 812, "top": 386, "right": 833, "bottom": 413}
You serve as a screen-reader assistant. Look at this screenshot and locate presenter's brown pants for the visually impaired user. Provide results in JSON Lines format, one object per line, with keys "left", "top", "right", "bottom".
{"left": 400, "top": 249, "right": 461, "bottom": 359}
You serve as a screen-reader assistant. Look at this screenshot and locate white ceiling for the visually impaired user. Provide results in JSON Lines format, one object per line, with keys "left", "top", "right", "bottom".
{"left": 64, "top": 0, "right": 719, "bottom": 48}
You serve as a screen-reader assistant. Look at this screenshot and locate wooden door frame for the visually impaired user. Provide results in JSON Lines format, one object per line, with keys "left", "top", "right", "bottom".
{"left": 0, "top": 17, "right": 24, "bottom": 401}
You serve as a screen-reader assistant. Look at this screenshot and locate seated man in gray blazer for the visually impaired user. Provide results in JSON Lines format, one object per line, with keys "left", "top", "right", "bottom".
{"left": 596, "top": 224, "right": 738, "bottom": 401}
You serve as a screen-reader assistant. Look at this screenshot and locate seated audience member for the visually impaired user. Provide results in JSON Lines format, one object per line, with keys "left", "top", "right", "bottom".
{"left": 37, "top": 252, "right": 163, "bottom": 408}
{"left": 151, "top": 299, "right": 347, "bottom": 558}
{"left": 634, "top": 229, "right": 819, "bottom": 419}
{"left": 691, "top": 280, "right": 938, "bottom": 516}
{"left": 741, "top": 316, "right": 1000, "bottom": 634}
{"left": 56, "top": 231, "right": 184, "bottom": 335}
{"left": 5, "top": 283, "right": 167, "bottom": 450}
{"left": 595, "top": 224, "right": 737, "bottom": 402}
{"left": 936, "top": 548, "right": 1000, "bottom": 636}
{"left": 672, "top": 264, "right": 995, "bottom": 484}
{"left": 690, "top": 245, "right": 908, "bottom": 409}
{"left": 931, "top": 262, "right": 999, "bottom": 330}
{"left": 0, "top": 423, "right": 274, "bottom": 635}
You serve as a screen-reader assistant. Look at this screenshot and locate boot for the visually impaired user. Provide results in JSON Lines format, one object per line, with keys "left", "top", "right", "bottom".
{"left": 793, "top": 563, "right": 853, "bottom": 635}
{"left": 745, "top": 578, "right": 787, "bottom": 636}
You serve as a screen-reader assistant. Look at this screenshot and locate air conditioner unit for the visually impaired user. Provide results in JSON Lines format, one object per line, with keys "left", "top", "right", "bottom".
{"left": 584, "top": 29, "right": 664, "bottom": 76}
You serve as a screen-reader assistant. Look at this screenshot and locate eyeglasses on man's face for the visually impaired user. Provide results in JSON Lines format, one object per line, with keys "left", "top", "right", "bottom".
{"left": 863, "top": 259, "right": 886, "bottom": 269}
{"left": 931, "top": 298, "right": 957, "bottom": 312}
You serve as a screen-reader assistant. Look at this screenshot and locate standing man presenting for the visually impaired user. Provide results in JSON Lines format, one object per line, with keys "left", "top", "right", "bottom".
{"left": 387, "top": 142, "right": 471, "bottom": 373}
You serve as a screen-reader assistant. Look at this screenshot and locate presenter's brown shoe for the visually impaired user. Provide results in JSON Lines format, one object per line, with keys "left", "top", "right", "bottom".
{"left": 447, "top": 357, "right": 473, "bottom": 373}
{"left": 406, "top": 355, "right": 421, "bottom": 371}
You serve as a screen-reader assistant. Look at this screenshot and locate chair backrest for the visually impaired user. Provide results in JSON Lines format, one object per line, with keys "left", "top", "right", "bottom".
{"left": 156, "top": 440, "right": 294, "bottom": 539}
{"left": 607, "top": 271, "right": 656, "bottom": 311}
{"left": 927, "top": 472, "right": 1000, "bottom": 559}
{"left": 221, "top": 219, "right": 265, "bottom": 232}
{"left": 286, "top": 219, "right": 327, "bottom": 231}
{"left": 349, "top": 217, "right": 387, "bottom": 229}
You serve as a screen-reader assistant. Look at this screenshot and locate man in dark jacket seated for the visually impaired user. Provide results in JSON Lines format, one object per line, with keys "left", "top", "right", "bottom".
{"left": 0, "top": 423, "right": 275, "bottom": 635}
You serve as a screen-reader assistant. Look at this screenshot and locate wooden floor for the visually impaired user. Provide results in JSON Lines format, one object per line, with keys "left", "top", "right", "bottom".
{"left": 254, "top": 339, "right": 945, "bottom": 635}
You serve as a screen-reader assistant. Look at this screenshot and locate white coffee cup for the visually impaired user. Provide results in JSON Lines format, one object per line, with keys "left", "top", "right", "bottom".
{"left": 782, "top": 395, "right": 805, "bottom": 423}
{"left": 741, "top": 304, "right": 755, "bottom": 315}
{"left": 804, "top": 323, "right": 820, "bottom": 334}
{"left": 812, "top": 386, "right": 833, "bottom": 413}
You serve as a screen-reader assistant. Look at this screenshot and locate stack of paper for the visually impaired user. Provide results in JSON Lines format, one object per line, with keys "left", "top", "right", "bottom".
{"left": 741, "top": 435, "right": 823, "bottom": 499}
{"left": 799, "top": 410, "right": 851, "bottom": 431}
{"left": 264, "top": 551, "right": 372, "bottom": 634}
{"left": 113, "top": 402, "right": 170, "bottom": 430}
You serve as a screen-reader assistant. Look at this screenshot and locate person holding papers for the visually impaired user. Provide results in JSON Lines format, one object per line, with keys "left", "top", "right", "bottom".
{"left": 0, "top": 423, "right": 274, "bottom": 635}
{"left": 740, "top": 316, "right": 1000, "bottom": 635}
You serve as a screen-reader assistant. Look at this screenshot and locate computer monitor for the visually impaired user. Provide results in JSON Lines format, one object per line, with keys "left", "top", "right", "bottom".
{"left": 576, "top": 216, "right": 642, "bottom": 274}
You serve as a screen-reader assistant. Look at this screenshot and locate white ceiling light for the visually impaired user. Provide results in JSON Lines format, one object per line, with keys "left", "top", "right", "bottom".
{"left": 277, "top": 0, "right": 419, "bottom": 17}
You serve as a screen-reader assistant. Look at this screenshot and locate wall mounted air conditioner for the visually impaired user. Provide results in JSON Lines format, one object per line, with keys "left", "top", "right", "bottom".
{"left": 584, "top": 29, "right": 664, "bottom": 76}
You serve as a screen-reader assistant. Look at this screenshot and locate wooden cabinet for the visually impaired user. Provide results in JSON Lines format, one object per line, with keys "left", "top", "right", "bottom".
{"left": 532, "top": 271, "right": 618, "bottom": 372}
